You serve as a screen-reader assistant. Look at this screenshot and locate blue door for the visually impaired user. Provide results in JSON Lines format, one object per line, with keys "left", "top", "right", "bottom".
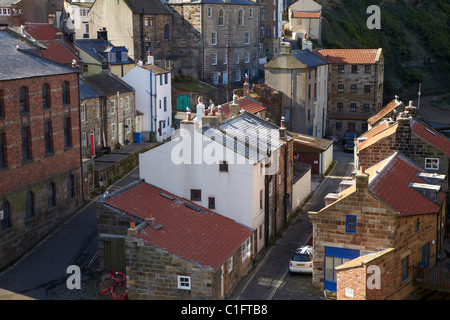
{"left": 324, "top": 247, "right": 360, "bottom": 292}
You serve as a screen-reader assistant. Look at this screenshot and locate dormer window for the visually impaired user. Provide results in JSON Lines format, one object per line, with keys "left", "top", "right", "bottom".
{"left": 121, "top": 51, "right": 128, "bottom": 62}
{"left": 108, "top": 52, "right": 116, "bottom": 62}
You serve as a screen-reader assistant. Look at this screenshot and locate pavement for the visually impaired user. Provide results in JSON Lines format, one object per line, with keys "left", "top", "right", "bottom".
{"left": 227, "top": 147, "right": 353, "bottom": 300}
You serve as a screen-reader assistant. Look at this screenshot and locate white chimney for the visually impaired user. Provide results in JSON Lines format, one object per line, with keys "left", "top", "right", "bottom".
{"left": 196, "top": 96, "right": 205, "bottom": 124}
{"left": 147, "top": 51, "right": 154, "bottom": 65}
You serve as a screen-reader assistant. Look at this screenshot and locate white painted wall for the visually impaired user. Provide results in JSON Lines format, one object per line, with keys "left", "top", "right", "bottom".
{"left": 122, "top": 66, "right": 173, "bottom": 142}
{"left": 139, "top": 121, "right": 267, "bottom": 253}
{"left": 314, "top": 63, "right": 328, "bottom": 138}
{"left": 321, "top": 144, "right": 333, "bottom": 175}
{"left": 292, "top": 168, "right": 311, "bottom": 211}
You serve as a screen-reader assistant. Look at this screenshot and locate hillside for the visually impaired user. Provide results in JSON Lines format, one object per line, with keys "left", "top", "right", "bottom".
{"left": 312, "top": 0, "right": 450, "bottom": 103}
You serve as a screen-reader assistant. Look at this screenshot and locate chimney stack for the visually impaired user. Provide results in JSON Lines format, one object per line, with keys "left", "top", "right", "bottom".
{"left": 279, "top": 116, "right": 286, "bottom": 139}
{"left": 97, "top": 27, "right": 108, "bottom": 41}
{"left": 196, "top": 96, "right": 205, "bottom": 124}
{"left": 147, "top": 51, "right": 154, "bottom": 65}
{"left": 355, "top": 166, "right": 369, "bottom": 197}
{"left": 243, "top": 74, "right": 250, "bottom": 97}
{"left": 145, "top": 212, "right": 155, "bottom": 227}
{"left": 229, "top": 94, "right": 240, "bottom": 117}
{"left": 405, "top": 100, "right": 416, "bottom": 118}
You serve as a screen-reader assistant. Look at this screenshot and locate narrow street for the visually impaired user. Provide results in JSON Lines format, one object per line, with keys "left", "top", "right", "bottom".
{"left": 230, "top": 144, "right": 354, "bottom": 300}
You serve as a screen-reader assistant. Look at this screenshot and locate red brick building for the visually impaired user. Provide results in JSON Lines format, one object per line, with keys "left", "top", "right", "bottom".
{"left": 0, "top": 28, "right": 83, "bottom": 269}
{"left": 308, "top": 153, "right": 447, "bottom": 299}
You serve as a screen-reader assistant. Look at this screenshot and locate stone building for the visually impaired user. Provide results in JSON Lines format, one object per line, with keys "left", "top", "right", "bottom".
{"left": 308, "top": 153, "right": 447, "bottom": 299}
{"left": 355, "top": 103, "right": 450, "bottom": 180}
{"left": 314, "top": 48, "right": 384, "bottom": 137}
{"left": 0, "top": 28, "right": 83, "bottom": 270}
{"left": 98, "top": 181, "right": 254, "bottom": 299}
{"left": 88, "top": 0, "right": 173, "bottom": 63}
{"left": 168, "top": 0, "right": 260, "bottom": 94}
{"left": 82, "top": 73, "right": 136, "bottom": 150}
{"left": 259, "top": 0, "right": 282, "bottom": 61}
{"left": 287, "top": 0, "right": 322, "bottom": 43}
{"left": 265, "top": 42, "right": 329, "bottom": 137}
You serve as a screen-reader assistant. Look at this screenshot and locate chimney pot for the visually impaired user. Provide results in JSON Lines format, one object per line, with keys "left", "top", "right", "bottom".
{"left": 130, "top": 220, "right": 135, "bottom": 229}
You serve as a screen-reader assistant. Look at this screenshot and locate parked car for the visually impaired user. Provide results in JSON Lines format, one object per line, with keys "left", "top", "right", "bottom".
{"left": 344, "top": 140, "right": 355, "bottom": 152}
{"left": 341, "top": 131, "right": 358, "bottom": 145}
{"left": 289, "top": 246, "right": 313, "bottom": 273}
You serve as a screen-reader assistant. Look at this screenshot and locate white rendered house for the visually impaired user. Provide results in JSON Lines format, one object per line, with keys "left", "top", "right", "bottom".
{"left": 122, "top": 54, "right": 173, "bottom": 142}
{"left": 139, "top": 102, "right": 292, "bottom": 254}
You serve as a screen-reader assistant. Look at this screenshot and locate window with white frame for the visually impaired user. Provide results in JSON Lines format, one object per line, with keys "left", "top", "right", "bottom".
{"left": 111, "top": 123, "right": 116, "bottom": 140}
{"left": 236, "top": 53, "right": 239, "bottom": 64}
{"left": 249, "top": 8, "right": 253, "bottom": 18}
{"left": 273, "top": 9, "right": 276, "bottom": 21}
{"left": 84, "top": 23, "right": 89, "bottom": 35}
{"left": 125, "top": 96, "right": 130, "bottom": 110}
{"left": 110, "top": 100, "right": 115, "bottom": 114}
{"left": 245, "top": 52, "right": 250, "bottom": 63}
{"left": 80, "top": 8, "right": 88, "bottom": 17}
{"left": 211, "top": 53, "right": 217, "bottom": 65}
{"left": 108, "top": 52, "right": 116, "bottom": 62}
{"left": 238, "top": 8, "right": 244, "bottom": 26}
{"left": 425, "top": 158, "right": 439, "bottom": 170}
{"left": 218, "top": 9, "right": 225, "bottom": 26}
{"left": 234, "top": 70, "right": 241, "bottom": 81}
{"left": 121, "top": 51, "right": 128, "bottom": 62}
{"left": 177, "top": 276, "right": 191, "bottom": 290}
{"left": 96, "top": 101, "right": 100, "bottom": 118}
{"left": 228, "top": 257, "right": 233, "bottom": 273}
{"left": 241, "top": 238, "right": 251, "bottom": 261}
{"left": 82, "top": 132, "right": 87, "bottom": 148}
{"left": 223, "top": 53, "right": 227, "bottom": 65}
{"left": 211, "top": 32, "right": 217, "bottom": 45}
{"left": 126, "top": 118, "right": 131, "bottom": 133}
{"left": 81, "top": 104, "right": 86, "bottom": 121}
{"left": 207, "top": 6, "right": 212, "bottom": 17}
{"left": 244, "top": 31, "right": 250, "bottom": 44}
{"left": 211, "top": 72, "right": 219, "bottom": 84}
{"left": 0, "top": 8, "right": 11, "bottom": 15}
{"left": 97, "top": 128, "right": 101, "bottom": 145}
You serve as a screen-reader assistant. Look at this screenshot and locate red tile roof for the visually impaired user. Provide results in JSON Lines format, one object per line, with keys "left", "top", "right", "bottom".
{"left": 356, "top": 120, "right": 397, "bottom": 151}
{"left": 220, "top": 96, "right": 266, "bottom": 117}
{"left": 24, "top": 23, "right": 78, "bottom": 54}
{"left": 40, "top": 40, "right": 82, "bottom": 65}
{"left": 103, "top": 182, "right": 253, "bottom": 271}
{"left": 367, "top": 99, "right": 402, "bottom": 126}
{"left": 315, "top": 48, "right": 381, "bottom": 64}
{"left": 291, "top": 11, "right": 321, "bottom": 19}
{"left": 369, "top": 153, "right": 445, "bottom": 216}
{"left": 410, "top": 119, "right": 450, "bottom": 156}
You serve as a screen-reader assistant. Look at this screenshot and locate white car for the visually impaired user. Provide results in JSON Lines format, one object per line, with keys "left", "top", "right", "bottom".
{"left": 289, "top": 246, "right": 313, "bottom": 273}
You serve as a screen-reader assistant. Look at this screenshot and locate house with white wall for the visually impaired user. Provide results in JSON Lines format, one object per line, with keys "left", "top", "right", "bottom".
{"left": 63, "top": 0, "right": 95, "bottom": 40}
{"left": 122, "top": 54, "right": 173, "bottom": 142}
{"left": 139, "top": 100, "right": 294, "bottom": 253}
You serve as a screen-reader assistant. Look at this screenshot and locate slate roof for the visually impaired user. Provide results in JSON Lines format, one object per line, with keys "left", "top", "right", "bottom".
{"left": 79, "top": 77, "right": 103, "bottom": 100}
{"left": 102, "top": 181, "right": 253, "bottom": 271}
{"left": 82, "top": 72, "right": 134, "bottom": 96}
{"left": 291, "top": 50, "right": 328, "bottom": 68}
{"left": 123, "top": 0, "right": 172, "bottom": 14}
{"left": 315, "top": 48, "right": 382, "bottom": 64}
{"left": 0, "top": 29, "right": 78, "bottom": 81}
{"left": 74, "top": 39, "right": 134, "bottom": 65}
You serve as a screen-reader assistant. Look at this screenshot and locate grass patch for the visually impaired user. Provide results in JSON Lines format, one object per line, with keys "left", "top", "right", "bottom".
{"left": 322, "top": 161, "right": 336, "bottom": 178}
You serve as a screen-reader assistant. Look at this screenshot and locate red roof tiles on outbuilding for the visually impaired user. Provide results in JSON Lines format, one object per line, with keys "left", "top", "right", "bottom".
{"left": 220, "top": 96, "right": 266, "bottom": 117}
{"left": 103, "top": 182, "right": 253, "bottom": 271}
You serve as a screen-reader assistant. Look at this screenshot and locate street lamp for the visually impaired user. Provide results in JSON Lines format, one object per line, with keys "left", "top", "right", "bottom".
{"left": 99, "top": 176, "right": 105, "bottom": 195}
